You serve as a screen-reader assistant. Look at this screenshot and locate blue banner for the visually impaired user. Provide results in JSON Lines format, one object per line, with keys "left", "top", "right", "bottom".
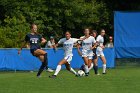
{"left": 114, "top": 11, "right": 140, "bottom": 58}
{"left": 0, "top": 48, "right": 115, "bottom": 71}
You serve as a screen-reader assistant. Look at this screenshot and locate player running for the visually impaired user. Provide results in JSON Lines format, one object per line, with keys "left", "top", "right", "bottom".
{"left": 90, "top": 30, "right": 99, "bottom": 75}
{"left": 49, "top": 31, "right": 79, "bottom": 78}
{"left": 18, "top": 24, "right": 53, "bottom": 77}
{"left": 77, "top": 28, "right": 96, "bottom": 76}
{"left": 96, "top": 29, "right": 107, "bottom": 74}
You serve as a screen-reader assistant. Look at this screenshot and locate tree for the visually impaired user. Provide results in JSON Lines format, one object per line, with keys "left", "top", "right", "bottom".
{"left": 0, "top": 0, "right": 110, "bottom": 48}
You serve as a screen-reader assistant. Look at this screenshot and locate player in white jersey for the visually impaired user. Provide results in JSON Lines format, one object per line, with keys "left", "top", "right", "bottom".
{"left": 96, "top": 29, "right": 107, "bottom": 74}
{"left": 49, "top": 31, "right": 79, "bottom": 78}
{"left": 77, "top": 28, "right": 96, "bottom": 76}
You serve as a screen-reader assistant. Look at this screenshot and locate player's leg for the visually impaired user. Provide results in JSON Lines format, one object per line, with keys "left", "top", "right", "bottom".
{"left": 49, "top": 59, "right": 67, "bottom": 78}
{"left": 100, "top": 55, "right": 107, "bottom": 74}
{"left": 33, "top": 49, "right": 49, "bottom": 77}
{"left": 86, "top": 51, "right": 94, "bottom": 72}
{"left": 82, "top": 57, "right": 89, "bottom": 76}
{"left": 88, "top": 57, "right": 93, "bottom": 71}
{"left": 94, "top": 49, "right": 102, "bottom": 75}
{"left": 34, "top": 49, "right": 53, "bottom": 72}
{"left": 80, "top": 64, "right": 85, "bottom": 71}
{"left": 36, "top": 55, "right": 46, "bottom": 77}
{"left": 93, "top": 55, "right": 99, "bottom": 75}
{"left": 65, "top": 63, "right": 78, "bottom": 76}
{"left": 88, "top": 62, "right": 93, "bottom": 71}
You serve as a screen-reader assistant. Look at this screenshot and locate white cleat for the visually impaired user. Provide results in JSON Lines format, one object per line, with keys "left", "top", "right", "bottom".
{"left": 47, "top": 68, "right": 54, "bottom": 73}
{"left": 96, "top": 73, "right": 100, "bottom": 76}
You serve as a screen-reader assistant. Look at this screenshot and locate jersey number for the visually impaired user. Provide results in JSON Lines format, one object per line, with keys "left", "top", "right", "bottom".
{"left": 31, "top": 39, "right": 37, "bottom": 43}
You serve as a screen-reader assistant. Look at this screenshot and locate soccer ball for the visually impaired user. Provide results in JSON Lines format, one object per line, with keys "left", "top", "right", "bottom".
{"left": 78, "top": 70, "right": 85, "bottom": 76}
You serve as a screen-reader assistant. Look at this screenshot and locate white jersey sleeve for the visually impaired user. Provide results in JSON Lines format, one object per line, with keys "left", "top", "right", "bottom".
{"left": 96, "top": 35, "right": 104, "bottom": 46}
{"left": 72, "top": 38, "right": 79, "bottom": 43}
{"left": 96, "top": 35, "right": 101, "bottom": 42}
{"left": 58, "top": 38, "right": 65, "bottom": 44}
{"left": 91, "top": 36, "right": 96, "bottom": 44}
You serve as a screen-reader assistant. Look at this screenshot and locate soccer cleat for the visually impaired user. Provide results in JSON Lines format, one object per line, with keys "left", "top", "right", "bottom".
{"left": 102, "top": 72, "right": 106, "bottom": 74}
{"left": 75, "top": 74, "right": 80, "bottom": 77}
{"left": 46, "top": 68, "right": 54, "bottom": 73}
{"left": 49, "top": 75, "right": 57, "bottom": 78}
{"left": 37, "top": 75, "right": 41, "bottom": 78}
{"left": 85, "top": 72, "right": 89, "bottom": 76}
{"left": 95, "top": 73, "right": 100, "bottom": 76}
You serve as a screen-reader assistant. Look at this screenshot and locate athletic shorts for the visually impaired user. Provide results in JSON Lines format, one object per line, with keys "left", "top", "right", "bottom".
{"left": 96, "top": 47, "right": 104, "bottom": 57}
{"left": 30, "top": 48, "right": 40, "bottom": 56}
{"left": 82, "top": 50, "right": 93, "bottom": 59}
{"left": 92, "top": 48, "right": 97, "bottom": 59}
{"left": 64, "top": 56, "right": 72, "bottom": 64}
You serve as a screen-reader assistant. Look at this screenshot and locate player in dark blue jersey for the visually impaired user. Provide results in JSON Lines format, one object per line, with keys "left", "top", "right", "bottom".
{"left": 91, "top": 30, "right": 99, "bottom": 75}
{"left": 18, "top": 24, "right": 53, "bottom": 77}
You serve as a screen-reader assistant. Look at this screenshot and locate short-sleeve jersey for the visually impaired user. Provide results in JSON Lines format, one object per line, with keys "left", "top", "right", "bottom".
{"left": 80, "top": 36, "right": 96, "bottom": 50}
{"left": 96, "top": 35, "right": 104, "bottom": 46}
{"left": 58, "top": 38, "right": 79, "bottom": 56}
{"left": 25, "top": 33, "right": 42, "bottom": 50}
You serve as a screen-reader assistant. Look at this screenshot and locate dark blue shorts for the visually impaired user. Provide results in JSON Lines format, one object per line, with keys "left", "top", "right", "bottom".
{"left": 93, "top": 48, "right": 97, "bottom": 59}
{"left": 30, "top": 48, "right": 38, "bottom": 56}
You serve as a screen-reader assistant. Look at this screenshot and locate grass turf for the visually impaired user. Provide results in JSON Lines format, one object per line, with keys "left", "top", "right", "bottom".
{"left": 0, "top": 67, "right": 140, "bottom": 93}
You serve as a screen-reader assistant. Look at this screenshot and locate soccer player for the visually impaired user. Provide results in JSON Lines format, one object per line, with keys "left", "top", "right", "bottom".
{"left": 77, "top": 28, "right": 96, "bottom": 76}
{"left": 96, "top": 29, "right": 107, "bottom": 74}
{"left": 49, "top": 31, "right": 79, "bottom": 78}
{"left": 90, "top": 30, "right": 99, "bottom": 75}
{"left": 18, "top": 24, "right": 53, "bottom": 77}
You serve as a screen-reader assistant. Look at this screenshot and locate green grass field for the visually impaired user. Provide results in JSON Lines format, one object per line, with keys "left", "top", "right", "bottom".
{"left": 0, "top": 67, "right": 140, "bottom": 93}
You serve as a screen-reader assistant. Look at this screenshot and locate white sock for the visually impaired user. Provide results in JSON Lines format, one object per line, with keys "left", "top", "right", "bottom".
{"left": 54, "top": 65, "right": 61, "bottom": 76}
{"left": 84, "top": 65, "right": 89, "bottom": 73}
{"left": 103, "top": 64, "right": 106, "bottom": 73}
{"left": 70, "top": 68, "right": 77, "bottom": 75}
{"left": 89, "top": 63, "right": 93, "bottom": 71}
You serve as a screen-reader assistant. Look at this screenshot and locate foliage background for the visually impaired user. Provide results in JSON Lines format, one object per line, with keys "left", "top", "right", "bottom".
{"left": 0, "top": 0, "right": 139, "bottom": 48}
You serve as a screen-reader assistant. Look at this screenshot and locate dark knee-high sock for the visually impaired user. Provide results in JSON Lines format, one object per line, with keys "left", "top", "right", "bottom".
{"left": 37, "top": 62, "right": 46, "bottom": 76}
{"left": 93, "top": 65, "right": 98, "bottom": 74}
{"left": 44, "top": 53, "right": 48, "bottom": 70}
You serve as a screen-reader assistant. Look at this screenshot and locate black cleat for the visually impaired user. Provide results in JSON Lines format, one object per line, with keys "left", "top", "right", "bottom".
{"left": 49, "top": 75, "right": 57, "bottom": 78}
{"left": 75, "top": 74, "right": 80, "bottom": 77}
{"left": 85, "top": 72, "right": 89, "bottom": 76}
{"left": 102, "top": 72, "right": 107, "bottom": 74}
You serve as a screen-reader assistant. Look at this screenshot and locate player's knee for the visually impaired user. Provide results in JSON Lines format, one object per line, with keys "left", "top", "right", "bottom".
{"left": 58, "top": 63, "right": 62, "bottom": 65}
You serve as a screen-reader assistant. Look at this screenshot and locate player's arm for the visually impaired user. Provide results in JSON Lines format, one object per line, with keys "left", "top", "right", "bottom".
{"left": 90, "top": 37, "right": 97, "bottom": 50}
{"left": 18, "top": 34, "right": 29, "bottom": 55}
{"left": 18, "top": 41, "right": 27, "bottom": 55}
{"left": 76, "top": 39, "right": 83, "bottom": 56}
{"left": 53, "top": 43, "right": 59, "bottom": 49}
{"left": 53, "top": 38, "right": 63, "bottom": 50}
{"left": 77, "top": 44, "right": 82, "bottom": 56}
{"left": 41, "top": 37, "right": 47, "bottom": 44}
{"left": 73, "top": 38, "right": 80, "bottom": 47}
{"left": 90, "top": 43, "right": 97, "bottom": 50}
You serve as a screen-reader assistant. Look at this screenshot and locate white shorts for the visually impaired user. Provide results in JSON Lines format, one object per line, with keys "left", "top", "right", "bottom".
{"left": 64, "top": 56, "right": 72, "bottom": 64}
{"left": 82, "top": 50, "right": 93, "bottom": 59}
{"left": 96, "top": 47, "right": 104, "bottom": 57}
